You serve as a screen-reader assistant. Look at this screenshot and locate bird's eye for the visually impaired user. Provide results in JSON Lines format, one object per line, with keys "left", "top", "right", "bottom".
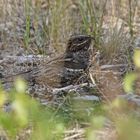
{"left": 78, "top": 38, "right": 84, "bottom": 42}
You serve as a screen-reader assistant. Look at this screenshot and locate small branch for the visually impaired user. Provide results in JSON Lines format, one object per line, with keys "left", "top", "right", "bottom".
{"left": 52, "top": 83, "right": 96, "bottom": 95}
{"left": 100, "top": 64, "right": 128, "bottom": 70}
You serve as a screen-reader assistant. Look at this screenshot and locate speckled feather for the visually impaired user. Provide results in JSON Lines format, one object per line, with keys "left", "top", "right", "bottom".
{"left": 2, "top": 35, "right": 93, "bottom": 94}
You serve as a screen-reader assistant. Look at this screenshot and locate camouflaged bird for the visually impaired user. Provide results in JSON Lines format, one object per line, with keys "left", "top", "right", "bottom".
{"left": 2, "top": 35, "right": 93, "bottom": 93}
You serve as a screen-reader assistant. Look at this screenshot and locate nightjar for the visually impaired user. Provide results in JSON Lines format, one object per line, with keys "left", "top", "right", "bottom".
{"left": 30, "top": 35, "right": 93, "bottom": 87}
{"left": 2, "top": 35, "right": 93, "bottom": 94}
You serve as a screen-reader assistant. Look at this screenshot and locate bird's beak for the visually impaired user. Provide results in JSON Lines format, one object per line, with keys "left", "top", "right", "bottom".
{"left": 86, "top": 35, "right": 94, "bottom": 40}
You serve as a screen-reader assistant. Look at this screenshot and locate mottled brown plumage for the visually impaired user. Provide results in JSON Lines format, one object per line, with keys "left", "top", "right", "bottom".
{"left": 2, "top": 35, "right": 93, "bottom": 93}
{"left": 30, "top": 35, "right": 93, "bottom": 88}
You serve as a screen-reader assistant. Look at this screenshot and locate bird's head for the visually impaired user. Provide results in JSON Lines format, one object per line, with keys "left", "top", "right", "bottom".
{"left": 66, "top": 35, "right": 94, "bottom": 52}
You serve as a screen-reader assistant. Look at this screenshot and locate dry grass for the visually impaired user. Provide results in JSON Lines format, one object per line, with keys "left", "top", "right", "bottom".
{"left": 0, "top": 0, "right": 140, "bottom": 140}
